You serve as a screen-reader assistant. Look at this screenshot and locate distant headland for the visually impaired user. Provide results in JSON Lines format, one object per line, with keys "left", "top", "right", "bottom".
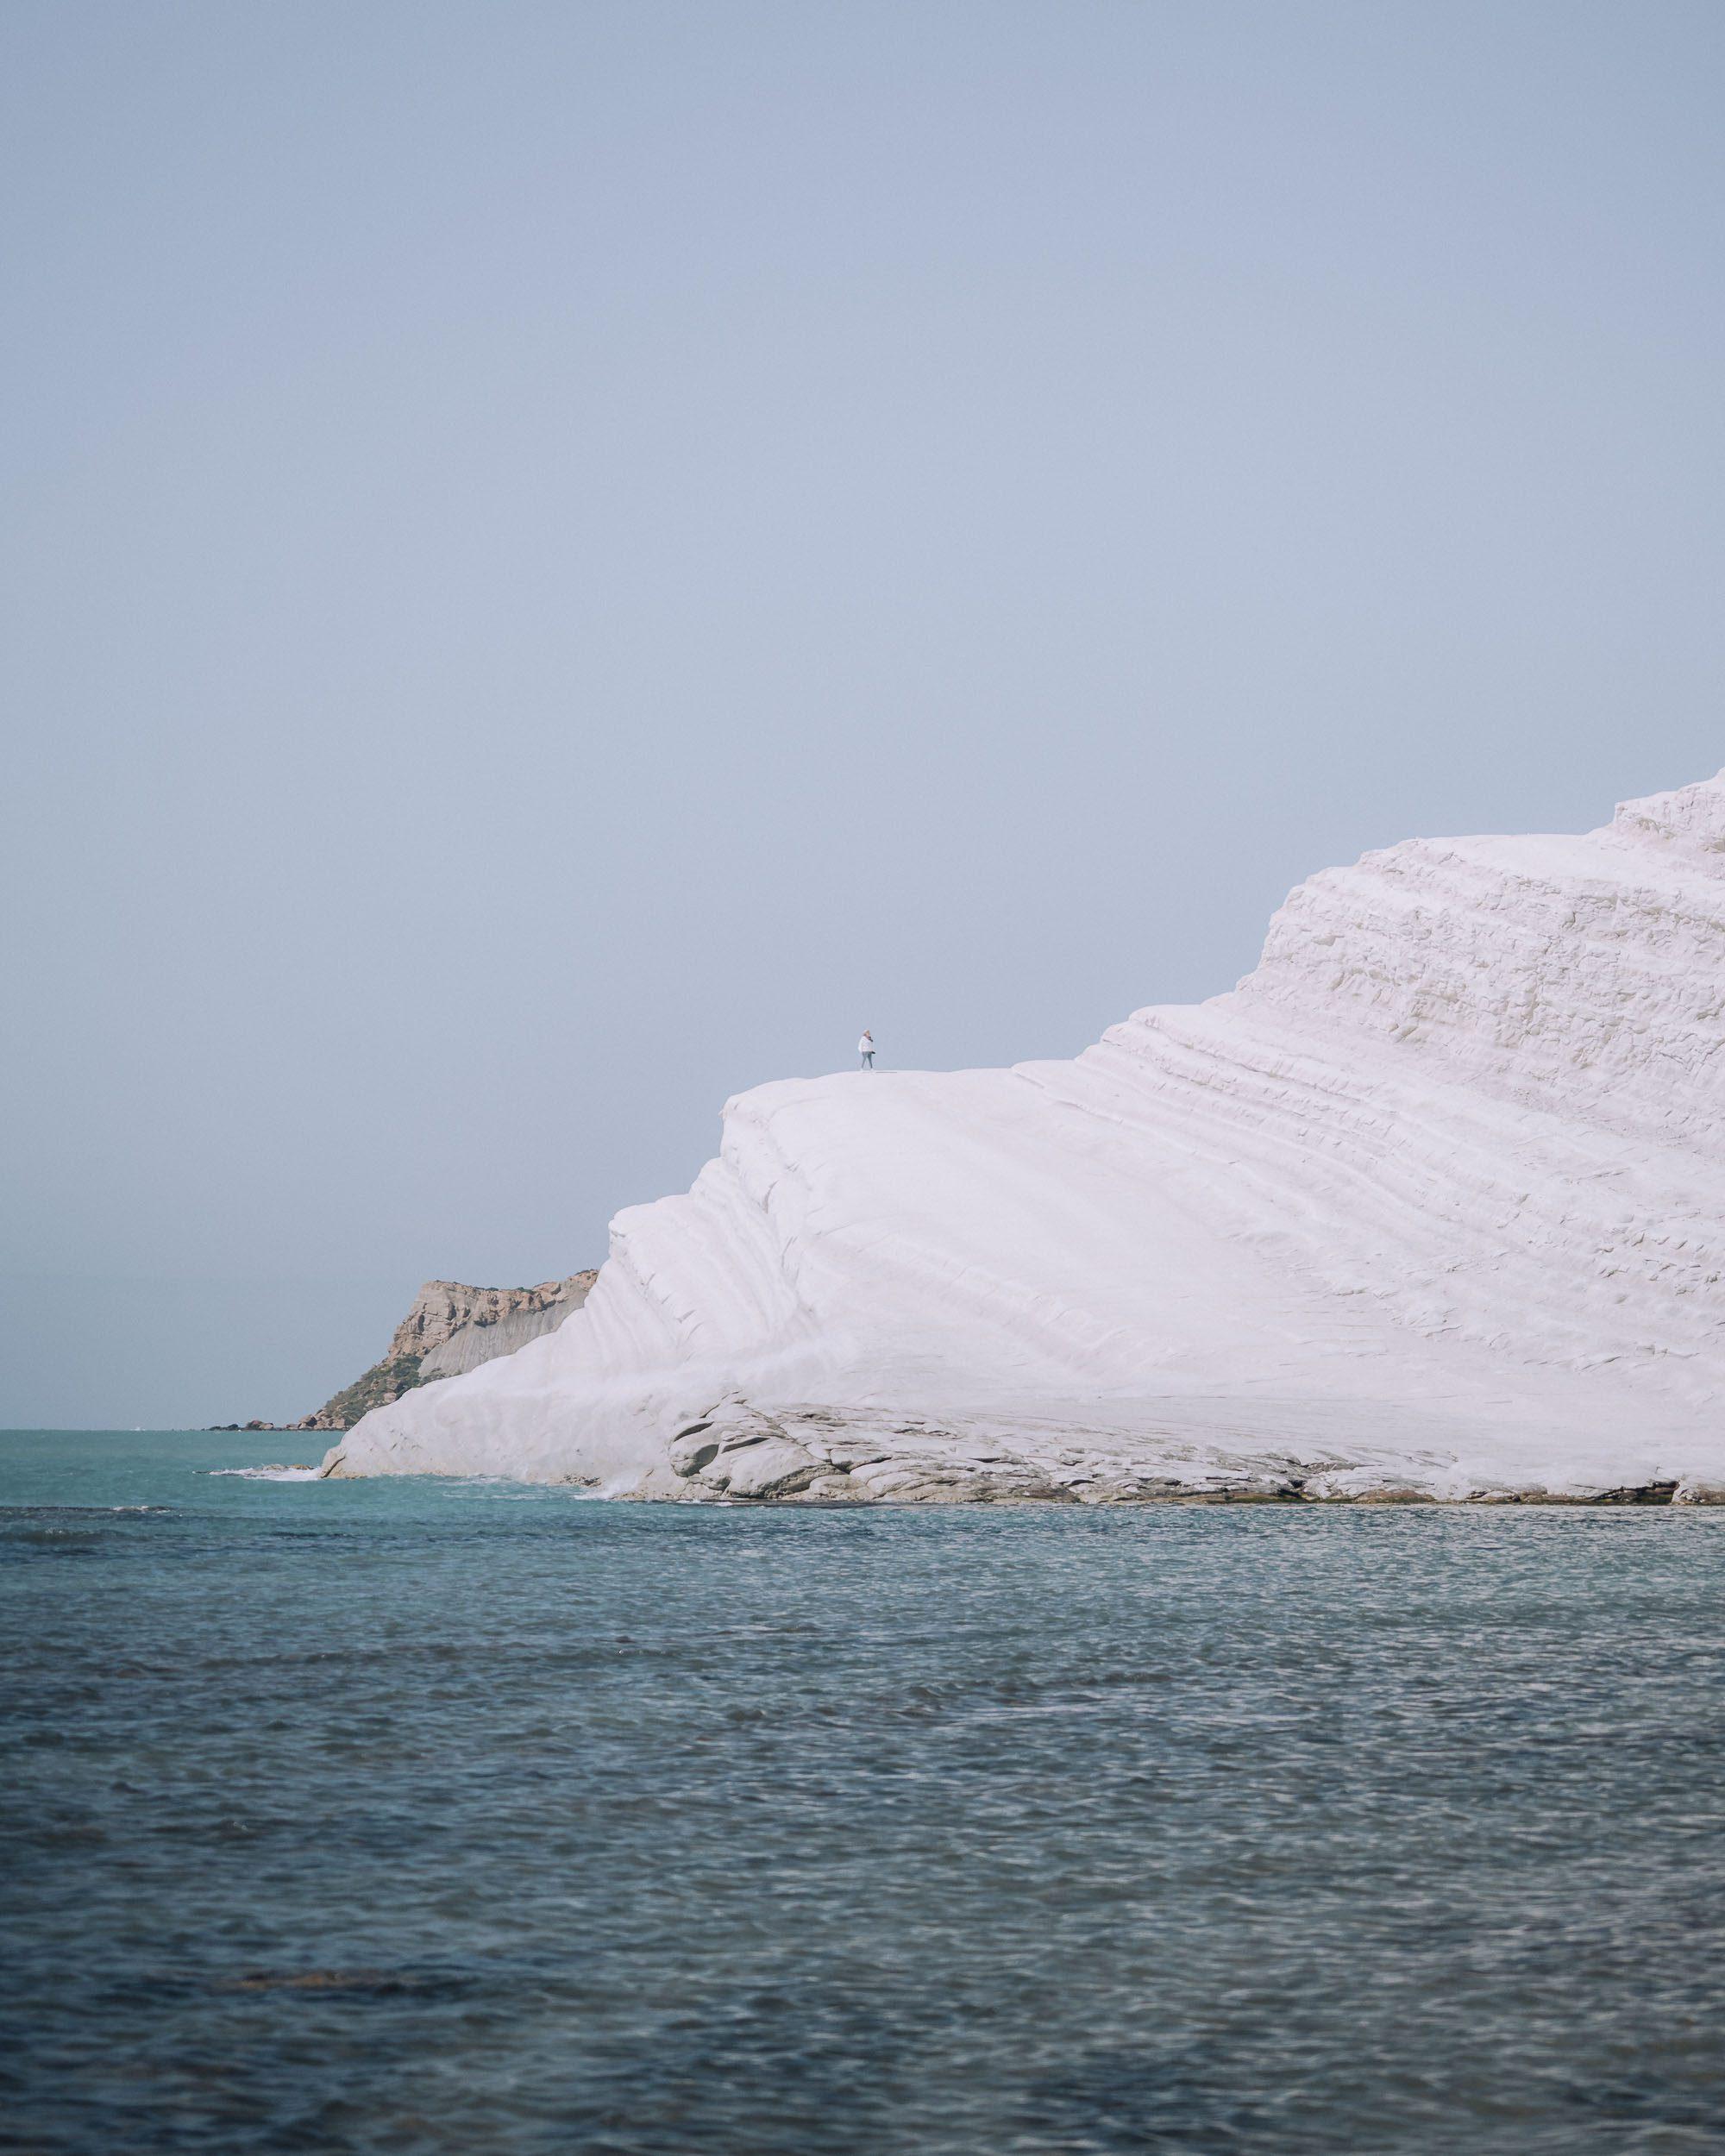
{"left": 210, "top": 1274, "right": 596, "bottom": 1433}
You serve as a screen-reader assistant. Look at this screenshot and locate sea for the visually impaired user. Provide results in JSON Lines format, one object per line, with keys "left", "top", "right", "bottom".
{"left": 4, "top": 1428, "right": 1725, "bottom": 2155}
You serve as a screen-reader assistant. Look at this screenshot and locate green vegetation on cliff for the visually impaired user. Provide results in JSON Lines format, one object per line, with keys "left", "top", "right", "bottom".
{"left": 308, "top": 1353, "right": 436, "bottom": 1432}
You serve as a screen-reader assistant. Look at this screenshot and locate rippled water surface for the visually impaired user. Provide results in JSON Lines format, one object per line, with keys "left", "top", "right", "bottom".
{"left": 6, "top": 1431, "right": 1725, "bottom": 2153}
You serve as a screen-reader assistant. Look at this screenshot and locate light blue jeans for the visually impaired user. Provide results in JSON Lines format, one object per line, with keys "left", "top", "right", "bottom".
{"left": 861, "top": 1051, "right": 875, "bottom": 1069}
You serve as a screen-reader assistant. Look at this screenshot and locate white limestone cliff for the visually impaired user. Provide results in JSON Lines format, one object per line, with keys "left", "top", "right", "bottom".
{"left": 325, "top": 774, "right": 1725, "bottom": 1501}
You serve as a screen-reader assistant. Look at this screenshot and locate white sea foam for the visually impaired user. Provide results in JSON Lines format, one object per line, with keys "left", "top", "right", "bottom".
{"left": 209, "top": 1466, "right": 324, "bottom": 1482}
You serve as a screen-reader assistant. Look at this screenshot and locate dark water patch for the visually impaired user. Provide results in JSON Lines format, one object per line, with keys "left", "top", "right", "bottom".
{"left": 5, "top": 1431, "right": 1725, "bottom": 2153}
{"left": 224, "top": 1965, "right": 480, "bottom": 2002}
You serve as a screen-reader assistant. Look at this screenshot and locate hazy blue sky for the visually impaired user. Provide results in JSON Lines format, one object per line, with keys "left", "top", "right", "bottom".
{"left": 4, "top": 1, "right": 1723, "bottom": 1426}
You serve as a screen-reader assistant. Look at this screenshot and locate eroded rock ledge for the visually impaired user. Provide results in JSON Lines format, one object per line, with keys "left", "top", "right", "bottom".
{"left": 671, "top": 1410, "right": 1725, "bottom": 1503}
{"left": 649, "top": 1407, "right": 1725, "bottom": 1505}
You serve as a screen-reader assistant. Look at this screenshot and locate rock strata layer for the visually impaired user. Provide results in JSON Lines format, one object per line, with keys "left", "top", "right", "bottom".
{"left": 328, "top": 776, "right": 1725, "bottom": 1501}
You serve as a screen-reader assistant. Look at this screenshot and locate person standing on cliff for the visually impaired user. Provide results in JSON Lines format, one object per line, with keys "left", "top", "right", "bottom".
{"left": 858, "top": 1030, "right": 875, "bottom": 1069}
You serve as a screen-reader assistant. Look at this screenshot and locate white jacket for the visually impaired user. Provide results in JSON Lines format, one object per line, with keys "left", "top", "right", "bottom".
{"left": 857, "top": 1035, "right": 874, "bottom": 1055}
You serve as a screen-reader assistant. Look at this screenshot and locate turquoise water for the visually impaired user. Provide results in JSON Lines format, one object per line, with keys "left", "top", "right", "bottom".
{"left": 5, "top": 1431, "right": 1725, "bottom": 2154}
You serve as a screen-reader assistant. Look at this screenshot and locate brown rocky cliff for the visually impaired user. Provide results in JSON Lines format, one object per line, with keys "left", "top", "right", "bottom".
{"left": 295, "top": 1273, "right": 597, "bottom": 1432}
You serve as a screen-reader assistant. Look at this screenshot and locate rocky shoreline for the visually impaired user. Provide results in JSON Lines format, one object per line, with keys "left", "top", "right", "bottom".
{"left": 319, "top": 1396, "right": 1725, "bottom": 1506}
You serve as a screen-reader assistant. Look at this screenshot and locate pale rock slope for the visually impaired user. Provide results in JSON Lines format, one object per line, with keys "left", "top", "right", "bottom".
{"left": 328, "top": 776, "right": 1725, "bottom": 1501}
